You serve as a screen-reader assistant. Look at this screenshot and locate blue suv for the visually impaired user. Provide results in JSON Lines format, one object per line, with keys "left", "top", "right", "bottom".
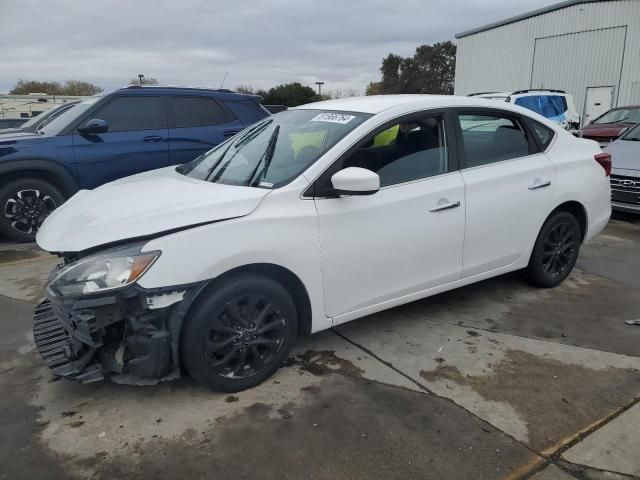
{"left": 0, "top": 86, "right": 270, "bottom": 242}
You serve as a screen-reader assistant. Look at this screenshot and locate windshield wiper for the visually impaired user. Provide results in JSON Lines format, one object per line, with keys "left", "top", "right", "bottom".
{"left": 248, "top": 125, "right": 280, "bottom": 187}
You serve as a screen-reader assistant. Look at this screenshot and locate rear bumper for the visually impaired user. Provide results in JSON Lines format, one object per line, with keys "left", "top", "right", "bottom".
{"left": 33, "top": 284, "right": 199, "bottom": 384}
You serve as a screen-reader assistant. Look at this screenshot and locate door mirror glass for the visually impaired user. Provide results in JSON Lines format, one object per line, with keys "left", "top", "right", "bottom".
{"left": 77, "top": 118, "right": 108, "bottom": 134}
{"left": 331, "top": 167, "right": 380, "bottom": 196}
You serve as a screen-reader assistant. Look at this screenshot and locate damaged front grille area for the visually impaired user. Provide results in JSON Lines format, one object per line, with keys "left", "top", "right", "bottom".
{"left": 33, "top": 287, "right": 183, "bottom": 384}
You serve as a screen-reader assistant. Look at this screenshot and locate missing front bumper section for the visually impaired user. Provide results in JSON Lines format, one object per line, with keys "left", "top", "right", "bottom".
{"left": 33, "top": 287, "right": 189, "bottom": 385}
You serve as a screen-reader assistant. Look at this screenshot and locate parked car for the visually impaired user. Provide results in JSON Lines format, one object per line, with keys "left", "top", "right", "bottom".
{"left": 0, "top": 101, "right": 79, "bottom": 136}
{"left": 469, "top": 89, "right": 580, "bottom": 132}
{"left": 0, "top": 118, "right": 29, "bottom": 129}
{"left": 0, "top": 86, "right": 269, "bottom": 242}
{"left": 580, "top": 105, "right": 640, "bottom": 147}
{"left": 605, "top": 123, "right": 640, "bottom": 213}
{"left": 34, "top": 95, "right": 611, "bottom": 392}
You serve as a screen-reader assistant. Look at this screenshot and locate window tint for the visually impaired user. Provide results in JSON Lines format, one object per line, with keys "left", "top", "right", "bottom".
{"left": 527, "top": 119, "right": 554, "bottom": 150}
{"left": 343, "top": 115, "right": 448, "bottom": 187}
{"left": 458, "top": 113, "right": 530, "bottom": 167}
{"left": 92, "top": 96, "right": 164, "bottom": 132}
{"left": 225, "top": 100, "right": 270, "bottom": 124}
{"left": 171, "top": 96, "right": 226, "bottom": 128}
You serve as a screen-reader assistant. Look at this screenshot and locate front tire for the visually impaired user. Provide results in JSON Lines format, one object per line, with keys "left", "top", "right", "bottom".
{"left": 525, "top": 211, "right": 581, "bottom": 288}
{"left": 0, "top": 177, "right": 65, "bottom": 242}
{"left": 181, "top": 273, "right": 298, "bottom": 392}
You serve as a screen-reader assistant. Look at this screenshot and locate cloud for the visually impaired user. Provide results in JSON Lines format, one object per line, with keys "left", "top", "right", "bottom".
{"left": 0, "top": 0, "right": 558, "bottom": 94}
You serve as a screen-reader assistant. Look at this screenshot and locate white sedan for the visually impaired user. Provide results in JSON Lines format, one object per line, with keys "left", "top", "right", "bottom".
{"left": 35, "top": 95, "right": 611, "bottom": 391}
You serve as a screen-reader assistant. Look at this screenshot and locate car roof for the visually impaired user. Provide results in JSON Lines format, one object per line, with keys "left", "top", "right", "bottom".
{"left": 114, "top": 85, "right": 262, "bottom": 101}
{"left": 291, "top": 94, "right": 536, "bottom": 115}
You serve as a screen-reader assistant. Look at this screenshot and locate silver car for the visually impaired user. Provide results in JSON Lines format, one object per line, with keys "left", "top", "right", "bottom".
{"left": 606, "top": 124, "right": 640, "bottom": 213}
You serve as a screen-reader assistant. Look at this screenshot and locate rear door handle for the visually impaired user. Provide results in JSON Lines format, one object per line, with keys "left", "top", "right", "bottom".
{"left": 224, "top": 130, "right": 240, "bottom": 138}
{"left": 143, "top": 135, "right": 163, "bottom": 143}
{"left": 528, "top": 179, "right": 551, "bottom": 190}
{"left": 429, "top": 200, "right": 461, "bottom": 212}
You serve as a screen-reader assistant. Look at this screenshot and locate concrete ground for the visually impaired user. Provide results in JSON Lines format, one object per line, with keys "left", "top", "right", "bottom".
{"left": 0, "top": 214, "right": 639, "bottom": 480}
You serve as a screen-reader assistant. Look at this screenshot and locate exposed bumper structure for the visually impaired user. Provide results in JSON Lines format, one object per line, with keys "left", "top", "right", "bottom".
{"left": 33, "top": 285, "right": 195, "bottom": 384}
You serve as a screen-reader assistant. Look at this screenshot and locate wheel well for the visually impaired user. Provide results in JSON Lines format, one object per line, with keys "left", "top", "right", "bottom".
{"left": 196, "top": 264, "right": 313, "bottom": 337}
{"left": 551, "top": 201, "right": 587, "bottom": 241}
{"left": 0, "top": 169, "right": 74, "bottom": 197}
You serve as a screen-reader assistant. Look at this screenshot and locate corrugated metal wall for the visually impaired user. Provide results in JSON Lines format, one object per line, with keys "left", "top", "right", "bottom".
{"left": 454, "top": 0, "right": 640, "bottom": 113}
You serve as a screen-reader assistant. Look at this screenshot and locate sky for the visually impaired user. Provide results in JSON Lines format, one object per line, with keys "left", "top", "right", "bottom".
{"left": 0, "top": 0, "right": 559, "bottom": 95}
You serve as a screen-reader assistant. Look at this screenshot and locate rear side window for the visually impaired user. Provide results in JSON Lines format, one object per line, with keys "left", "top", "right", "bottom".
{"left": 91, "top": 96, "right": 165, "bottom": 132}
{"left": 170, "top": 96, "right": 227, "bottom": 128}
{"left": 526, "top": 119, "right": 555, "bottom": 150}
{"left": 225, "top": 100, "right": 270, "bottom": 124}
{"left": 458, "top": 113, "right": 531, "bottom": 167}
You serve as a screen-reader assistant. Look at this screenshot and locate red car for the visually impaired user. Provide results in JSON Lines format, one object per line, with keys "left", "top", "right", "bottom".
{"left": 581, "top": 106, "right": 640, "bottom": 147}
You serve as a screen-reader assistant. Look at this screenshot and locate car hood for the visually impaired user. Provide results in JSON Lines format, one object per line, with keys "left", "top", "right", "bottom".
{"left": 605, "top": 140, "right": 640, "bottom": 173}
{"left": 0, "top": 131, "right": 49, "bottom": 146}
{"left": 36, "top": 166, "right": 271, "bottom": 252}
{"left": 581, "top": 123, "right": 630, "bottom": 137}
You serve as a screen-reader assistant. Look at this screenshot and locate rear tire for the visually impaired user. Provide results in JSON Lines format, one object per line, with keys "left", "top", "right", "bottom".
{"left": 181, "top": 273, "right": 298, "bottom": 392}
{"left": 0, "top": 177, "right": 65, "bottom": 243}
{"left": 525, "top": 211, "right": 581, "bottom": 288}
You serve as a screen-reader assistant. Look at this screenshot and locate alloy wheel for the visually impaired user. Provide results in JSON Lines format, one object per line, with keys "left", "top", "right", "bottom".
{"left": 542, "top": 222, "right": 577, "bottom": 277}
{"left": 4, "top": 189, "right": 57, "bottom": 235}
{"left": 205, "top": 294, "right": 286, "bottom": 379}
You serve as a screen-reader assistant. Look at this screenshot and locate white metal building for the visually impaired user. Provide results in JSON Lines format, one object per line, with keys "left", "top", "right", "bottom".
{"left": 454, "top": 0, "right": 640, "bottom": 125}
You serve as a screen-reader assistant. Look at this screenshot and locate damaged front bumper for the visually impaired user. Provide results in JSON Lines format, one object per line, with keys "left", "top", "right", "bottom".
{"left": 33, "top": 285, "right": 198, "bottom": 385}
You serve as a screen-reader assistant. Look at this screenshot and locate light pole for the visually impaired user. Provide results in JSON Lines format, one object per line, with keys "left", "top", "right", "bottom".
{"left": 315, "top": 81, "right": 324, "bottom": 99}
{"left": 138, "top": 74, "right": 144, "bottom": 85}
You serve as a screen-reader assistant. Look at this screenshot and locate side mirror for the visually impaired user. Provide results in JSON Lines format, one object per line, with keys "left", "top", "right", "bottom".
{"left": 77, "top": 118, "right": 108, "bottom": 135}
{"left": 331, "top": 167, "right": 380, "bottom": 196}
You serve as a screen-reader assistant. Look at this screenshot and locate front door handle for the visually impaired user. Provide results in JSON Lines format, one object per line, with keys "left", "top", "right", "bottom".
{"left": 429, "top": 200, "right": 461, "bottom": 212}
{"left": 224, "top": 130, "right": 240, "bottom": 138}
{"left": 143, "top": 135, "right": 163, "bottom": 143}
{"left": 528, "top": 179, "right": 551, "bottom": 190}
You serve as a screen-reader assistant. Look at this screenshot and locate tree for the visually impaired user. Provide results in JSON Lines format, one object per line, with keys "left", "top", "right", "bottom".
{"left": 129, "top": 77, "right": 159, "bottom": 86}
{"left": 10, "top": 79, "right": 102, "bottom": 96}
{"left": 261, "top": 82, "right": 318, "bottom": 107}
{"left": 367, "top": 41, "right": 456, "bottom": 95}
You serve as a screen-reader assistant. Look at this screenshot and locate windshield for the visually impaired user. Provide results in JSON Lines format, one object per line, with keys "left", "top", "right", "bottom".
{"left": 178, "top": 109, "right": 371, "bottom": 188}
{"left": 593, "top": 108, "right": 640, "bottom": 125}
{"left": 622, "top": 123, "right": 640, "bottom": 141}
{"left": 39, "top": 95, "right": 103, "bottom": 135}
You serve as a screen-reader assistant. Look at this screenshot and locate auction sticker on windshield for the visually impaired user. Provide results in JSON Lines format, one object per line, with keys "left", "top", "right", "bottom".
{"left": 311, "top": 113, "right": 356, "bottom": 124}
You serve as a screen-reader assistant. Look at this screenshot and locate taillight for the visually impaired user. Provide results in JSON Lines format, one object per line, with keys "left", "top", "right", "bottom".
{"left": 594, "top": 152, "right": 611, "bottom": 176}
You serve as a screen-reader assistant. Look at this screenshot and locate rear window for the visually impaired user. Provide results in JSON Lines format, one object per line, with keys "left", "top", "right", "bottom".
{"left": 514, "top": 95, "right": 567, "bottom": 122}
{"left": 225, "top": 100, "right": 271, "bottom": 124}
{"left": 526, "top": 119, "right": 555, "bottom": 150}
{"left": 170, "top": 96, "right": 227, "bottom": 128}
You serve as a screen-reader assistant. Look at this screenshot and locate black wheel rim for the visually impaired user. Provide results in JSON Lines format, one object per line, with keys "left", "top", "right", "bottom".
{"left": 542, "top": 222, "right": 577, "bottom": 277}
{"left": 4, "top": 189, "right": 57, "bottom": 235}
{"left": 204, "top": 294, "right": 286, "bottom": 379}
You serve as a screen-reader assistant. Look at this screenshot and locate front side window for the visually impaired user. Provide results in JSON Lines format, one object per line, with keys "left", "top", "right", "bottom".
{"left": 171, "top": 96, "right": 227, "bottom": 128}
{"left": 458, "top": 113, "right": 531, "bottom": 167}
{"left": 90, "top": 96, "right": 164, "bottom": 133}
{"left": 343, "top": 115, "right": 448, "bottom": 187}
{"left": 178, "top": 109, "right": 371, "bottom": 188}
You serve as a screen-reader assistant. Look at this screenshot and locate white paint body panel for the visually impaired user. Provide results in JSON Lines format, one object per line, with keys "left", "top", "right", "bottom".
{"left": 37, "top": 95, "right": 611, "bottom": 335}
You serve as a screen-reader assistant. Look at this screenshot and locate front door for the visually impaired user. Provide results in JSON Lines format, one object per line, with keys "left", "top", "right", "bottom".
{"left": 72, "top": 95, "right": 169, "bottom": 189}
{"left": 584, "top": 86, "right": 614, "bottom": 126}
{"left": 456, "top": 110, "right": 557, "bottom": 277}
{"left": 314, "top": 112, "right": 465, "bottom": 321}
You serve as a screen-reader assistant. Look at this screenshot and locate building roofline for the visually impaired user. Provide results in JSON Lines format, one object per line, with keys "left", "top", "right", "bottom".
{"left": 455, "top": 0, "right": 617, "bottom": 39}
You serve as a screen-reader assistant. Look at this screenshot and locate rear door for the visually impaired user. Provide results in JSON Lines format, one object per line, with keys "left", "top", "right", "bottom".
{"left": 72, "top": 95, "right": 169, "bottom": 188}
{"left": 167, "top": 95, "right": 245, "bottom": 164}
{"left": 455, "top": 109, "right": 557, "bottom": 277}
